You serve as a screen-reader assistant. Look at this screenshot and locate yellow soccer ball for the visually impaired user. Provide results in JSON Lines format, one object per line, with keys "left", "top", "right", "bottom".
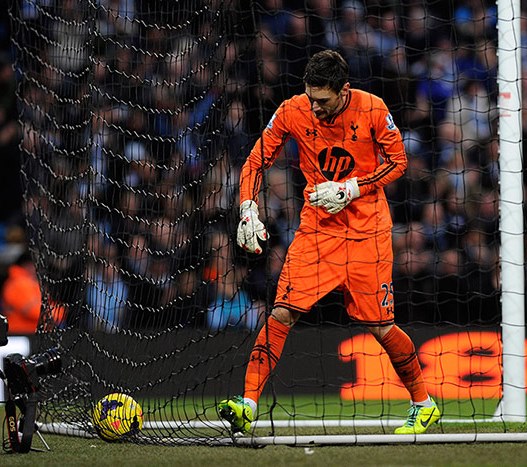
{"left": 92, "top": 393, "right": 143, "bottom": 441}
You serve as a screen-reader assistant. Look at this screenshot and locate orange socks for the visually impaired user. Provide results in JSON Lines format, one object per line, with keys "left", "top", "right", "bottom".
{"left": 244, "top": 320, "right": 428, "bottom": 405}
{"left": 244, "top": 316, "right": 290, "bottom": 404}
{"left": 379, "top": 325, "right": 429, "bottom": 403}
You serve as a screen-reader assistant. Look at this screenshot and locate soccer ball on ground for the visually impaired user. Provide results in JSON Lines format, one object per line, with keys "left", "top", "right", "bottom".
{"left": 92, "top": 393, "right": 143, "bottom": 442}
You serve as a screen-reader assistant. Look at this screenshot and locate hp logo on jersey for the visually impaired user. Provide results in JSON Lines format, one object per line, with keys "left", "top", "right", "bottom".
{"left": 318, "top": 146, "right": 355, "bottom": 181}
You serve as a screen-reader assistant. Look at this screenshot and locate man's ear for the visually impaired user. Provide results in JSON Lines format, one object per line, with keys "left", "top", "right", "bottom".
{"left": 340, "top": 82, "right": 350, "bottom": 96}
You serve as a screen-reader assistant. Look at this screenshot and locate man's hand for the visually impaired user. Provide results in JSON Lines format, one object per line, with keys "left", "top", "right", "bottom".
{"left": 237, "top": 200, "right": 267, "bottom": 254}
{"left": 309, "top": 178, "right": 360, "bottom": 214}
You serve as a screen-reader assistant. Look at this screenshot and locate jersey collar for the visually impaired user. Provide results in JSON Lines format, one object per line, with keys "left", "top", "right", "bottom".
{"left": 322, "top": 90, "right": 352, "bottom": 125}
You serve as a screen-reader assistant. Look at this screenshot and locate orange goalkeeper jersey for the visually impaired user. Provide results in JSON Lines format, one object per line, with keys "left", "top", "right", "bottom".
{"left": 239, "top": 88, "right": 408, "bottom": 239}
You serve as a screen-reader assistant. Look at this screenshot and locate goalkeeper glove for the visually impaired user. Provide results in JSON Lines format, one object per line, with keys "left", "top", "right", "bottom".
{"left": 237, "top": 200, "right": 267, "bottom": 254}
{"left": 309, "top": 178, "right": 360, "bottom": 214}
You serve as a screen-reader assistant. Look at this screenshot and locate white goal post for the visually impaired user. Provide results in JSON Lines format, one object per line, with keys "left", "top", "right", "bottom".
{"left": 39, "top": 421, "right": 527, "bottom": 445}
{"left": 497, "top": 0, "right": 526, "bottom": 422}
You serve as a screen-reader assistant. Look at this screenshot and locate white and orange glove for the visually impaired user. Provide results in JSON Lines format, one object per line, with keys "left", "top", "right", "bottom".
{"left": 237, "top": 200, "right": 267, "bottom": 254}
{"left": 309, "top": 178, "right": 360, "bottom": 214}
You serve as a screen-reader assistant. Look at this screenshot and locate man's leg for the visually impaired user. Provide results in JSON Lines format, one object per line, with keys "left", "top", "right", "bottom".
{"left": 218, "top": 307, "right": 298, "bottom": 433}
{"left": 370, "top": 324, "right": 440, "bottom": 433}
{"left": 219, "top": 231, "right": 338, "bottom": 433}
{"left": 244, "top": 308, "right": 296, "bottom": 404}
{"left": 343, "top": 230, "right": 440, "bottom": 434}
{"left": 371, "top": 324, "right": 429, "bottom": 403}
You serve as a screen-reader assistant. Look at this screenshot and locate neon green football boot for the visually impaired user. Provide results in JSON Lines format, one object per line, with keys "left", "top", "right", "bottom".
{"left": 218, "top": 396, "right": 254, "bottom": 434}
{"left": 394, "top": 399, "right": 441, "bottom": 434}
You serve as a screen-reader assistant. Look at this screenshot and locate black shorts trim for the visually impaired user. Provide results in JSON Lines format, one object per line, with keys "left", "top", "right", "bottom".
{"left": 349, "top": 317, "right": 395, "bottom": 327}
{"left": 273, "top": 302, "right": 310, "bottom": 314}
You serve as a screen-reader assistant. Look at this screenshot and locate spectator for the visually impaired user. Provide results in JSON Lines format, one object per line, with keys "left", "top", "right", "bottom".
{"left": 202, "top": 229, "right": 231, "bottom": 282}
{"left": 307, "top": 0, "right": 340, "bottom": 49}
{"left": 123, "top": 141, "right": 158, "bottom": 189}
{"left": 442, "top": 188, "right": 471, "bottom": 249}
{"left": 402, "top": 4, "right": 431, "bottom": 69}
{"left": 149, "top": 215, "right": 193, "bottom": 272}
{"left": 48, "top": 0, "right": 89, "bottom": 72}
{"left": 247, "top": 243, "right": 287, "bottom": 301}
{"left": 258, "top": 0, "right": 291, "bottom": 40}
{"left": 438, "top": 76, "right": 496, "bottom": 163}
{"left": 335, "top": 0, "right": 375, "bottom": 49}
{"left": 420, "top": 201, "right": 450, "bottom": 252}
{"left": 393, "top": 244, "right": 434, "bottom": 323}
{"left": 463, "top": 223, "right": 500, "bottom": 323}
{"left": 98, "top": 0, "right": 138, "bottom": 38}
{"left": 1, "top": 251, "right": 41, "bottom": 334}
{"left": 123, "top": 232, "right": 171, "bottom": 329}
{"left": 407, "top": 38, "right": 458, "bottom": 168}
{"left": 455, "top": 39, "right": 498, "bottom": 98}
{"left": 393, "top": 220, "right": 429, "bottom": 257}
{"left": 475, "top": 188, "right": 499, "bottom": 245}
{"left": 201, "top": 156, "right": 239, "bottom": 223}
{"left": 337, "top": 2, "right": 380, "bottom": 92}
{"left": 259, "top": 166, "right": 299, "bottom": 247}
{"left": 245, "top": 24, "right": 283, "bottom": 133}
{"left": 85, "top": 242, "right": 129, "bottom": 333}
{"left": 167, "top": 269, "right": 207, "bottom": 327}
{"left": 434, "top": 248, "right": 469, "bottom": 323}
{"left": 224, "top": 98, "right": 251, "bottom": 168}
{"left": 207, "top": 267, "right": 263, "bottom": 332}
{"left": 281, "top": 10, "right": 318, "bottom": 97}
{"left": 453, "top": 0, "right": 497, "bottom": 45}
{"left": 387, "top": 155, "right": 431, "bottom": 224}
{"left": 0, "top": 53, "right": 22, "bottom": 224}
{"left": 371, "top": 8, "right": 404, "bottom": 58}
{"left": 434, "top": 150, "right": 481, "bottom": 209}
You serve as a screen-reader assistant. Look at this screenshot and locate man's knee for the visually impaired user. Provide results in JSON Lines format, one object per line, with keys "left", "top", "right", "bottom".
{"left": 368, "top": 323, "right": 394, "bottom": 340}
{"left": 271, "top": 306, "right": 299, "bottom": 327}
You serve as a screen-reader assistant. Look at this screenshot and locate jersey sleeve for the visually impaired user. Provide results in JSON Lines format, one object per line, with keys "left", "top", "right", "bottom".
{"left": 356, "top": 99, "right": 407, "bottom": 196}
{"left": 239, "top": 101, "right": 290, "bottom": 204}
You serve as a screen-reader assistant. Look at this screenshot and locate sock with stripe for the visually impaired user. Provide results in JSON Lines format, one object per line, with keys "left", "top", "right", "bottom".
{"left": 379, "top": 325, "right": 429, "bottom": 403}
{"left": 244, "top": 316, "right": 290, "bottom": 405}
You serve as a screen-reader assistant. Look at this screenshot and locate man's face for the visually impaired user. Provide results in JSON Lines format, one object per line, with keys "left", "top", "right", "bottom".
{"left": 305, "top": 84, "right": 348, "bottom": 120}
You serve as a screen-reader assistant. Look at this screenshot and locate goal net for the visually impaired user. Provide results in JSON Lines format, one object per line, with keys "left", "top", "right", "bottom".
{"left": 5, "top": 0, "right": 525, "bottom": 446}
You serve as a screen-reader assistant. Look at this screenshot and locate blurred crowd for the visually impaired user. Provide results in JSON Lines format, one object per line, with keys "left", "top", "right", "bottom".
{"left": 0, "top": 0, "right": 514, "bottom": 334}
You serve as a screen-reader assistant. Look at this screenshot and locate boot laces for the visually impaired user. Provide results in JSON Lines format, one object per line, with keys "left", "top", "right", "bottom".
{"left": 404, "top": 405, "right": 420, "bottom": 427}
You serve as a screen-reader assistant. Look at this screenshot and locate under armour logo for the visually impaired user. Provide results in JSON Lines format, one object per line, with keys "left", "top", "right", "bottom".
{"left": 306, "top": 128, "right": 318, "bottom": 137}
{"left": 250, "top": 354, "right": 265, "bottom": 364}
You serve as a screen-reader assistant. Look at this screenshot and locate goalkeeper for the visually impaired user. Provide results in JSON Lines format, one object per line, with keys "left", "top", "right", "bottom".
{"left": 219, "top": 50, "right": 440, "bottom": 435}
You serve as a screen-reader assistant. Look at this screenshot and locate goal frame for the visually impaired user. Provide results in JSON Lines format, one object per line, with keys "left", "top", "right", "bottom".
{"left": 5, "top": 0, "right": 526, "bottom": 448}
{"left": 496, "top": 0, "right": 526, "bottom": 423}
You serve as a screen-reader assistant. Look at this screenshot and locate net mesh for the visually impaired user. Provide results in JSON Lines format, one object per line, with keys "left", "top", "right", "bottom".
{"left": 7, "top": 0, "right": 507, "bottom": 444}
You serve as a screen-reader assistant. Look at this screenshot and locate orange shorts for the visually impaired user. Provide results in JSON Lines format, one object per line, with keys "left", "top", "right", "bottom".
{"left": 275, "top": 230, "right": 395, "bottom": 326}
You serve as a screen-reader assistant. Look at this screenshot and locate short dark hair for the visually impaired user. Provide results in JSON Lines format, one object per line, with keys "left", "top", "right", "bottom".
{"left": 303, "top": 50, "right": 349, "bottom": 93}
